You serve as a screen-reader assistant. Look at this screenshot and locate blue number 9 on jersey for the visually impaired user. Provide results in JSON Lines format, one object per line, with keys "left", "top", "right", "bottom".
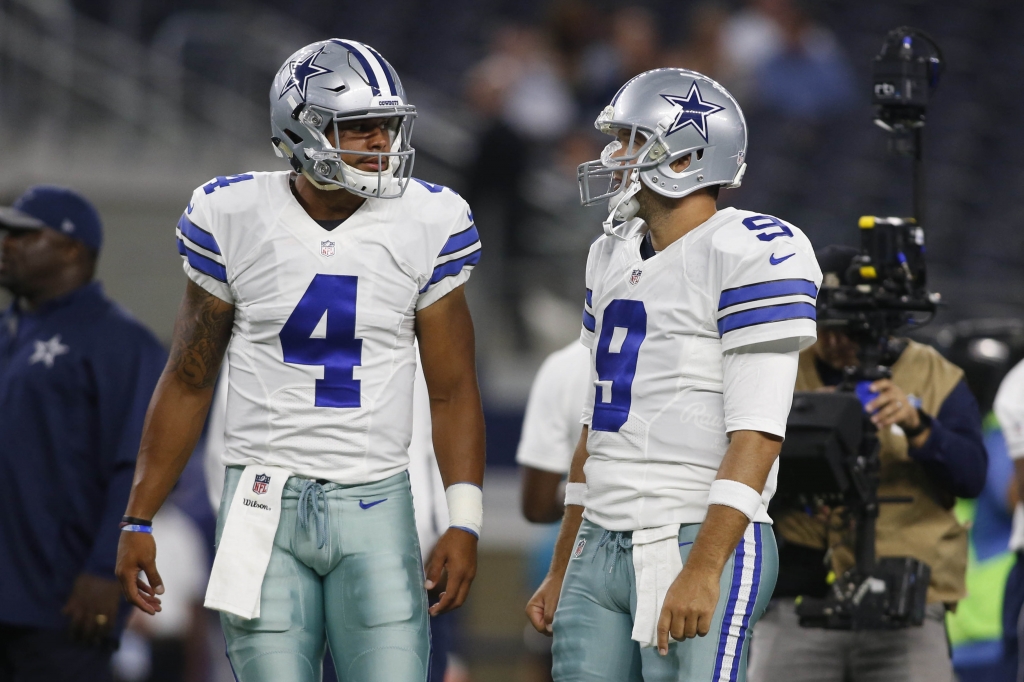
{"left": 742, "top": 214, "right": 793, "bottom": 242}
{"left": 592, "top": 300, "right": 647, "bottom": 432}
{"left": 279, "top": 274, "right": 363, "bottom": 408}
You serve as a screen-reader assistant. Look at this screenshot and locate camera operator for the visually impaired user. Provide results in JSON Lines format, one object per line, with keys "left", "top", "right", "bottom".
{"left": 749, "top": 245, "right": 988, "bottom": 682}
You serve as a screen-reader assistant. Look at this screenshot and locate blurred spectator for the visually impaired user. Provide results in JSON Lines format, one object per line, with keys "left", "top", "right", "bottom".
{"left": 944, "top": 416, "right": 1018, "bottom": 682}
{"left": 111, "top": 504, "right": 209, "bottom": 682}
{"left": 662, "top": 3, "right": 737, "bottom": 86}
{"left": 466, "top": 24, "right": 575, "bottom": 142}
{"left": 466, "top": 24, "right": 577, "bottom": 349}
{"left": 721, "top": 0, "right": 855, "bottom": 117}
{"left": 578, "top": 6, "right": 662, "bottom": 115}
{"left": 517, "top": 128, "right": 604, "bottom": 352}
{"left": 0, "top": 187, "right": 165, "bottom": 681}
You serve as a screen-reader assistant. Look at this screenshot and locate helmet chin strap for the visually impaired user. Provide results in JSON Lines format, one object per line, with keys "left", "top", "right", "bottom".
{"left": 301, "top": 168, "right": 344, "bottom": 191}
{"left": 603, "top": 170, "right": 642, "bottom": 238}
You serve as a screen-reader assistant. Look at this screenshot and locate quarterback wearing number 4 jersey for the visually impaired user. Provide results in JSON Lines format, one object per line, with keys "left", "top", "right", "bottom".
{"left": 116, "top": 39, "right": 486, "bottom": 682}
{"left": 527, "top": 68, "right": 821, "bottom": 682}
{"left": 179, "top": 172, "right": 476, "bottom": 483}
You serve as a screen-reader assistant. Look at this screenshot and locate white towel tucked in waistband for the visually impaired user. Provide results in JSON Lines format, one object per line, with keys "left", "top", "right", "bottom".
{"left": 631, "top": 523, "right": 682, "bottom": 648}
{"left": 204, "top": 465, "right": 291, "bottom": 620}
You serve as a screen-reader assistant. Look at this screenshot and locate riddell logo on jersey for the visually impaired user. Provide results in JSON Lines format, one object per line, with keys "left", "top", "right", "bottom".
{"left": 629, "top": 269, "right": 643, "bottom": 286}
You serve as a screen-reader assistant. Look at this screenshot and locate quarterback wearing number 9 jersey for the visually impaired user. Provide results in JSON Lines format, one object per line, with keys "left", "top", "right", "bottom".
{"left": 115, "top": 40, "right": 486, "bottom": 682}
{"left": 526, "top": 69, "right": 822, "bottom": 682}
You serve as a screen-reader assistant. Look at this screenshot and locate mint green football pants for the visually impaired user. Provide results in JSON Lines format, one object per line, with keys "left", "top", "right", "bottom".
{"left": 552, "top": 519, "right": 778, "bottom": 682}
{"left": 216, "top": 467, "right": 430, "bottom": 682}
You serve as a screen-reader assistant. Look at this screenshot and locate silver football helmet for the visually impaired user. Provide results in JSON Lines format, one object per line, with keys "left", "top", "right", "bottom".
{"left": 270, "top": 39, "right": 416, "bottom": 198}
{"left": 578, "top": 68, "right": 747, "bottom": 236}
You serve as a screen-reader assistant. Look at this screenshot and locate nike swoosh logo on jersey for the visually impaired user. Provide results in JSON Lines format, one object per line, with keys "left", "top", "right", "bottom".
{"left": 359, "top": 498, "right": 387, "bottom": 510}
{"left": 769, "top": 253, "right": 795, "bottom": 265}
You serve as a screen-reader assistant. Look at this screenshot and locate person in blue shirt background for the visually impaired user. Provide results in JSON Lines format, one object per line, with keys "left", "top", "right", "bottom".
{"left": 0, "top": 186, "right": 166, "bottom": 682}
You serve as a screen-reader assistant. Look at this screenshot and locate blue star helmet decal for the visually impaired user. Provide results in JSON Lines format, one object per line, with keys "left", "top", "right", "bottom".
{"left": 279, "top": 46, "right": 333, "bottom": 101}
{"left": 659, "top": 82, "right": 726, "bottom": 142}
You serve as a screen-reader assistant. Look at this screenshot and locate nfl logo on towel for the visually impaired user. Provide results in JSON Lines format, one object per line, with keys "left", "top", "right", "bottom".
{"left": 629, "top": 268, "right": 643, "bottom": 286}
{"left": 253, "top": 473, "right": 270, "bottom": 495}
{"left": 320, "top": 240, "right": 335, "bottom": 257}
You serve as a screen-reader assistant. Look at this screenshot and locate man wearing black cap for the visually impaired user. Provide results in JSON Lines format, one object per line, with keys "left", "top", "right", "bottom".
{"left": 0, "top": 186, "right": 166, "bottom": 681}
{"left": 749, "top": 245, "right": 988, "bottom": 682}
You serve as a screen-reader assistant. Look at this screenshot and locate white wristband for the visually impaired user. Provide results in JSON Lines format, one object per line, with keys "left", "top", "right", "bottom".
{"left": 706, "top": 479, "right": 763, "bottom": 521}
{"left": 446, "top": 482, "right": 483, "bottom": 538}
{"left": 564, "top": 482, "right": 587, "bottom": 507}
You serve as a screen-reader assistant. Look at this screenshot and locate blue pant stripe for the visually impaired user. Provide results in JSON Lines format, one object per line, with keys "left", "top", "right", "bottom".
{"left": 713, "top": 532, "right": 746, "bottom": 681}
{"left": 728, "top": 525, "right": 763, "bottom": 681}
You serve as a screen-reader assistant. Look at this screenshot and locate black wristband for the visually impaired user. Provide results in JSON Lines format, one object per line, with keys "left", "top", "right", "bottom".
{"left": 902, "top": 409, "right": 932, "bottom": 439}
{"left": 121, "top": 515, "right": 152, "bottom": 527}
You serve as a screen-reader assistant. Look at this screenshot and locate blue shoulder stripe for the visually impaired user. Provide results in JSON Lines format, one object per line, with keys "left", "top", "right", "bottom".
{"left": 420, "top": 249, "right": 481, "bottom": 292}
{"left": 176, "top": 237, "right": 186, "bottom": 256}
{"left": 331, "top": 40, "right": 381, "bottom": 96}
{"left": 583, "top": 309, "right": 596, "bottom": 333}
{"left": 717, "top": 302, "right": 816, "bottom": 336}
{"left": 183, "top": 246, "right": 228, "bottom": 283}
{"left": 439, "top": 225, "right": 480, "bottom": 256}
{"left": 177, "top": 214, "right": 221, "bottom": 255}
{"left": 718, "top": 279, "right": 817, "bottom": 311}
{"left": 585, "top": 289, "right": 593, "bottom": 307}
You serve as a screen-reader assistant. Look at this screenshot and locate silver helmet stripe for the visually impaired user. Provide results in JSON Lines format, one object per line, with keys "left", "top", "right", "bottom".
{"left": 330, "top": 39, "right": 392, "bottom": 97}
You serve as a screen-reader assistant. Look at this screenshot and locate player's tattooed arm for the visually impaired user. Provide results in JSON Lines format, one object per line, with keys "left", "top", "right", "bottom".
{"left": 116, "top": 281, "right": 234, "bottom": 615}
{"left": 167, "top": 280, "right": 235, "bottom": 389}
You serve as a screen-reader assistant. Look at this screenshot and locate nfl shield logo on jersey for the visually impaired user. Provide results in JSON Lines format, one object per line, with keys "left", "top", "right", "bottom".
{"left": 253, "top": 473, "right": 270, "bottom": 495}
{"left": 629, "top": 268, "right": 643, "bottom": 286}
{"left": 320, "top": 240, "right": 336, "bottom": 257}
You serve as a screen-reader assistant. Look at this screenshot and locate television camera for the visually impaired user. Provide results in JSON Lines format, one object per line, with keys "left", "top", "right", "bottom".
{"left": 772, "top": 28, "right": 946, "bottom": 630}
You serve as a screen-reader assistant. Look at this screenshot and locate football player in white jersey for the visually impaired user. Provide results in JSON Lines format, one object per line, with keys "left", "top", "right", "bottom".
{"left": 526, "top": 69, "right": 822, "bottom": 682}
{"left": 114, "top": 40, "right": 485, "bottom": 682}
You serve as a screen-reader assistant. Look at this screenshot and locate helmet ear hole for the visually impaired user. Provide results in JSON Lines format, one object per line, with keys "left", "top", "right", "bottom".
{"left": 284, "top": 129, "right": 304, "bottom": 144}
{"left": 696, "top": 148, "right": 705, "bottom": 160}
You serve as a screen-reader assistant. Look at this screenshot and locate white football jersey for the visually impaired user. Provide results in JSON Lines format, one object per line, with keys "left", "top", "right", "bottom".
{"left": 579, "top": 207, "right": 821, "bottom": 531}
{"left": 176, "top": 171, "right": 479, "bottom": 484}
{"left": 516, "top": 340, "right": 592, "bottom": 475}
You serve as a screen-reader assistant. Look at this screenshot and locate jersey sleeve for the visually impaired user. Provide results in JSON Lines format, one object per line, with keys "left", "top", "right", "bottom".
{"left": 722, "top": 345, "right": 800, "bottom": 438}
{"left": 416, "top": 203, "right": 481, "bottom": 310}
{"left": 176, "top": 185, "right": 234, "bottom": 304}
{"left": 713, "top": 217, "right": 822, "bottom": 352}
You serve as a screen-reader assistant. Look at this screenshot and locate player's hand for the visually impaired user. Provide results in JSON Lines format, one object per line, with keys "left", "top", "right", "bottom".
{"left": 425, "top": 527, "right": 478, "bottom": 616}
{"left": 866, "top": 379, "right": 920, "bottom": 431}
{"left": 656, "top": 564, "right": 721, "bottom": 655}
{"left": 62, "top": 573, "right": 122, "bottom": 645}
{"left": 526, "top": 571, "right": 563, "bottom": 636}
{"left": 115, "top": 531, "right": 164, "bottom": 615}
